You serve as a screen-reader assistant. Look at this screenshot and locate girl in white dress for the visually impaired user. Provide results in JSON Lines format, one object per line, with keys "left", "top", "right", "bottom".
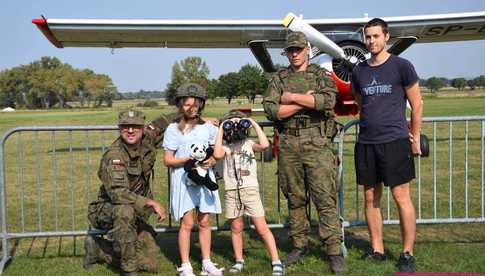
{"left": 163, "top": 83, "right": 223, "bottom": 276}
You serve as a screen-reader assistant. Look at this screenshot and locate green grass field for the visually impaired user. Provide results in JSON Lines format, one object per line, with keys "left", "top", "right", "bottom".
{"left": 1, "top": 96, "right": 485, "bottom": 275}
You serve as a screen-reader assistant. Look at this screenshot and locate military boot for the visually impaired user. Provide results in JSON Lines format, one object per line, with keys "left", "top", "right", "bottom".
{"left": 283, "top": 248, "right": 309, "bottom": 266}
{"left": 328, "top": 255, "right": 346, "bottom": 274}
{"left": 83, "top": 235, "right": 101, "bottom": 269}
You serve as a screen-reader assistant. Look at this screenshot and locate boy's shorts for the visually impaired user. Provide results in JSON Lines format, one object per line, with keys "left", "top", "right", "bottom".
{"left": 224, "top": 186, "right": 265, "bottom": 219}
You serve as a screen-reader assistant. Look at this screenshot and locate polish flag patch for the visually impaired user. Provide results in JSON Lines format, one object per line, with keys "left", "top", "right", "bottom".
{"left": 112, "top": 159, "right": 122, "bottom": 165}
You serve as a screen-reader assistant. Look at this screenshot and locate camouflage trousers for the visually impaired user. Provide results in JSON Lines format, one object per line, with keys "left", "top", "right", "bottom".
{"left": 278, "top": 129, "right": 342, "bottom": 255}
{"left": 88, "top": 202, "right": 160, "bottom": 273}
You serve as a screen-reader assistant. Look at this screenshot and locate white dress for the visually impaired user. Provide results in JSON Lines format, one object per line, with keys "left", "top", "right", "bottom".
{"left": 162, "top": 122, "right": 222, "bottom": 221}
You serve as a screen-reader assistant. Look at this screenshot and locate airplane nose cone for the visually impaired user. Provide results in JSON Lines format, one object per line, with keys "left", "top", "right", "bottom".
{"left": 349, "top": 56, "right": 358, "bottom": 64}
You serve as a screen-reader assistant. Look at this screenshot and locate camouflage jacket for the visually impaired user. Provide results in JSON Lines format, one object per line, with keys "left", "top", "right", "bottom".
{"left": 263, "top": 64, "right": 338, "bottom": 129}
{"left": 92, "top": 113, "right": 177, "bottom": 217}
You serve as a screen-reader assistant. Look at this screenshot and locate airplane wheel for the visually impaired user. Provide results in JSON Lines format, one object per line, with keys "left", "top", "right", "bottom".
{"left": 420, "top": 134, "right": 430, "bottom": 157}
{"left": 263, "top": 141, "right": 274, "bottom": 162}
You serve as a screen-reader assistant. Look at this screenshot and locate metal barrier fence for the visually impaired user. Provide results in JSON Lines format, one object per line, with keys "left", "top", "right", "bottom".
{"left": 1, "top": 116, "right": 484, "bottom": 272}
{"left": 0, "top": 123, "right": 280, "bottom": 273}
{"left": 338, "top": 116, "right": 485, "bottom": 226}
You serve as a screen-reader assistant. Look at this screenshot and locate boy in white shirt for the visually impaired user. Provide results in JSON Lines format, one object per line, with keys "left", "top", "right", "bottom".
{"left": 214, "top": 111, "right": 284, "bottom": 275}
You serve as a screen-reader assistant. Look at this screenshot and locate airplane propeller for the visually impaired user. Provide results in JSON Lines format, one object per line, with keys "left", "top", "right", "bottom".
{"left": 283, "top": 13, "right": 349, "bottom": 61}
{"left": 283, "top": 12, "right": 364, "bottom": 80}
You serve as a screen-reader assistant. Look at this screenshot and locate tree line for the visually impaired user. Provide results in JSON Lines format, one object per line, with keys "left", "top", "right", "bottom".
{"left": 2, "top": 55, "right": 485, "bottom": 109}
{"left": 422, "top": 76, "right": 485, "bottom": 93}
{"left": 164, "top": 56, "right": 270, "bottom": 105}
{"left": 0, "top": 56, "right": 116, "bottom": 109}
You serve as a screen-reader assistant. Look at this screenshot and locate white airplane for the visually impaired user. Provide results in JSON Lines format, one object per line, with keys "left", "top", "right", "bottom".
{"left": 33, "top": 11, "right": 485, "bottom": 115}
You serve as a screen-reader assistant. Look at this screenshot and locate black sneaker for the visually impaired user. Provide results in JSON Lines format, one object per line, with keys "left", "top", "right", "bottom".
{"left": 397, "top": 252, "right": 416, "bottom": 272}
{"left": 283, "top": 248, "right": 309, "bottom": 266}
{"left": 361, "top": 250, "right": 386, "bottom": 261}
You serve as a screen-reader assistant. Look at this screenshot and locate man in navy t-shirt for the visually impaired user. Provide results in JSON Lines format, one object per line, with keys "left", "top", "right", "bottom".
{"left": 351, "top": 18, "right": 422, "bottom": 272}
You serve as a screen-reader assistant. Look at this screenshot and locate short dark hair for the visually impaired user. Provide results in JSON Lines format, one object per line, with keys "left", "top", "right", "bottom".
{"left": 364, "top": 18, "right": 389, "bottom": 34}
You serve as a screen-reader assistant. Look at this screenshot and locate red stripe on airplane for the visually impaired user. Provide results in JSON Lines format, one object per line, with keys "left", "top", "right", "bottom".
{"left": 32, "top": 18, "right": 63, "bottom": 48}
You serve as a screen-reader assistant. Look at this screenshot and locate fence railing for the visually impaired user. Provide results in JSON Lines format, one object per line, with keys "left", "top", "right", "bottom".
{"left": 1, "top": 116, "right": 484, "bottom": 272}
{"left": 338, "top": 116, "right": 485, "bottom": 227}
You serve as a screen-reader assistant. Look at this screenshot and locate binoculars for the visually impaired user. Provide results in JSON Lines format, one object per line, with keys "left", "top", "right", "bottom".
{"left": 222, "top": 119, "right": 251, "bottom": 131}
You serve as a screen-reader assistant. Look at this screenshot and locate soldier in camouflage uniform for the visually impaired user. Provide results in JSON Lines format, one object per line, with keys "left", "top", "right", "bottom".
{"left": 263, "top": 32, "right": 345, "bottom": 273}
{"left": 84, "top": 110, "right": 172, "bottom": 276}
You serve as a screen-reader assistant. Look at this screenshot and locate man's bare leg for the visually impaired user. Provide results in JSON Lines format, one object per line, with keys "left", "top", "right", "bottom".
{"left": 391, "top": 182, "right": 416, "bottom": 255}
{"left": 364, "top": 183, "right": 384, "bottom": 253}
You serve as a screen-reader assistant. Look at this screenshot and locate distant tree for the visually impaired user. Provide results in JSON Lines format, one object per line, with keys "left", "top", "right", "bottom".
{"left": 79, "top": 69, "right": 95, "bottom": 107}
{"left": 216, "top": 72, "right": 240, "bottom": 104}
{"left": 426, "top": 77, "right": 445, "bottom": 93}
{"left": 467, "top": 78, "right": 478, "bottom": 90}
{"left": 84, "top": 74, "right": 115, "bottom": 107}
{"left": 165, "top": 56, "right": 210, "bottom": 105}
{"left": 478, "top": 75, "right": 485, "bottom": 89}
{"left": 451, "top": 78, "right": 467, "bottom": 91}
{"left": 439, "top": 77, "right": 451, "bottom": 87}
{"left": 0, "top": 70, "right": 16, "bottom": 108}
{"left": 138, "top": 99, "right": 159, "bottom": 107}
{"left": 238, "top": 64, "right": 268, "bottom": 103}
{"left": 29, "top": 66, "right": 58, "bottom": 108}
{"left": 0, "top": 57, "right": 117, "bottom": 109}
{"left": 273, "top": 63, "right": 288, "bottom": 72}
{"left": 419, "top": 78, "right": 428, "bottom": 88}
{"left": 0, "top": 67, "right": 30, "bottom": 108}
{"left": 206, "top": 79, "right": 218, "bottom": 102}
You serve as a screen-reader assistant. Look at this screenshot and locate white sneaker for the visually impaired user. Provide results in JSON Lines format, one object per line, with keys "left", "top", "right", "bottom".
{"left": 272, "top": 262, "right": 285, "bottom": 275}
{"left": 177, "top": 264, "right": 195, "bottom": 276}
{"left": 229, "top": 261, "right": 244, "bottom": 273}
{"left": 201, "top": 260, "right": 224, "bottom": 276}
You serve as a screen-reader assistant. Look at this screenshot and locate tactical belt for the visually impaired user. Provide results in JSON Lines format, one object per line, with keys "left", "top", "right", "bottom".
{"left": 282, "top": 116, "right": 323, "bottom": 129}
{"left": 281, "top": 126, "right": 322, "bottom": 137}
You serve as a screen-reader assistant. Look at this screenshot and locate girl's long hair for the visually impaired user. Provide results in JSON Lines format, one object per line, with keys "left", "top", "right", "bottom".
{"left": 175, "top": 96, "right": 205, "bottom": 132}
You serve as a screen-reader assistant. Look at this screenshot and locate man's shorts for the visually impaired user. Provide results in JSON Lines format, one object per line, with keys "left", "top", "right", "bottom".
{"left": 354, "top": 138, "right": 415, "bottom": 188}
{"left": 224, "top": 186, "right": 265, "bottom": 219}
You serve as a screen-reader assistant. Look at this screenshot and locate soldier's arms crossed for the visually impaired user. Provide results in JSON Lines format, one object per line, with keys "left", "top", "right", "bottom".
{"left": 276, "top": 104, "right": 304, "bottom": 120}
{"left": 313, "top": 74, "right": 338, "bottom": 113}
{"left": 280, "top": 90, "right": 315, "bottom": 108}
{"left": 263, "top": 78, "right": 283, "bottom": 121}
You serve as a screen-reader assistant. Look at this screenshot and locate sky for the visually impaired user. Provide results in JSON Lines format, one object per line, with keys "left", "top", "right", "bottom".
{"left": 2, "top": 0, "right": 485, "bottom": 92}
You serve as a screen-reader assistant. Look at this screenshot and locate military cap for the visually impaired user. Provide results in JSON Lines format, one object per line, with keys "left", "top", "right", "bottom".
{"left": 175, "top": 83, "right": 207, "bottom": 100}
{"left": 118, "top": 109, "right": 146, "bottom": 126}
{"left": 221, "top": 110, "right": 247, "bottom": 122}
{"left": 284, "top": 31, "right": 308, "bottom": 50}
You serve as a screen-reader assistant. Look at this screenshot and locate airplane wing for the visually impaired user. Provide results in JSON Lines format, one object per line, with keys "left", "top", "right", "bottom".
{"left": 33, "top": 11, "right": 485, "bottom": 49}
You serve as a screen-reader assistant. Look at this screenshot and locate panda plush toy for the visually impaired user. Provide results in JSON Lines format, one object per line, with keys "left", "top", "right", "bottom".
{"left": 184, "top": 143, "right": 219, "bottom": 191}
